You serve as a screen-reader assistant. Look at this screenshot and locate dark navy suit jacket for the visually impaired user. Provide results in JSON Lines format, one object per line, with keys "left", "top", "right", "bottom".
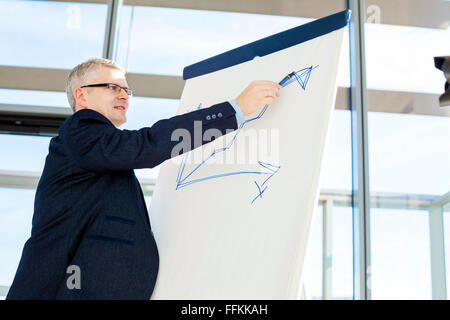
{"left": 6, "top": 102, "right": 238, "bottom": 300}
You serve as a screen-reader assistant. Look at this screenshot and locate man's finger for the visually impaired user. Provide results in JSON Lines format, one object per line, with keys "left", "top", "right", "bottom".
{"left": 261, "top": 90, "right": 275, "bottom": 98}
{"left": 263, "top": 97, "right": 276, "bottom": 106}
{"left": 265, "top": 88, "right": 280, "bottom": 97}
{"left": 254, "top": 81, "right": 282, "bottom": 91}
{"left": 254, "top": 80, "right": 279, "bottom": 86}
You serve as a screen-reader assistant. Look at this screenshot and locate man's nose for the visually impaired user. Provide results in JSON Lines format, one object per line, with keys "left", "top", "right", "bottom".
{"left": 118, "top": 89, "right": 129, "bottom": 100}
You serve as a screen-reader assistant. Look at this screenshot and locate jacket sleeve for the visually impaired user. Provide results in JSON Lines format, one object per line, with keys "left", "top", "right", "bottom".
{"left": 65, "top": 102, "right": 238, "bottom": 172}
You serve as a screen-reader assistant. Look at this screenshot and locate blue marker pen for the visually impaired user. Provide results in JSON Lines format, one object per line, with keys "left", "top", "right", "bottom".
{"left": 279, "top": 72, "right": 296, "bottom": 86}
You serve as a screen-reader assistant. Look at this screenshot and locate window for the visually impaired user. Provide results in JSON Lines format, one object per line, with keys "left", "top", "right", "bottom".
{"left": 370, "top": 208, "right": 432, "bottom": 299}
{"left": 0, "top": 0, "right": 107, "bottom": 69}
{"left": 317, "top": 110, "right": 353, "bottom": 299}
{"left": 365, "top": 0, "right": 450, "bottom": 299}
{"left": 7, "top": 0, "right": 447, "bottom": 300}
{"left": 115, "top": 5, "right": 350, "bottom": 87}
{"left": 0, "top": 134, "right": 51, "bottom": 172}
{"left": 116, "top": 6, "right": 311, "bottom": 76}
{"left": 0, "top": 188, "right": 35, "bottom": 298}
{"left": 0, "top": 89, "right": 70, "bottom": 109}
{"left": 445, "top": 205, "right": 450, "bottom": 298}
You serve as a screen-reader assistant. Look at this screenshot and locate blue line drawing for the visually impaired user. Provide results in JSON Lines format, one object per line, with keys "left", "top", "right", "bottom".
{"left": 175, "top": 65, "right": 318, "bottom": 204}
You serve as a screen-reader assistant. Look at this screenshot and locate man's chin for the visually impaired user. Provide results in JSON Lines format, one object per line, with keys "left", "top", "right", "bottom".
{"left": 117, "top": 117, "right": 127, "bottom": 128}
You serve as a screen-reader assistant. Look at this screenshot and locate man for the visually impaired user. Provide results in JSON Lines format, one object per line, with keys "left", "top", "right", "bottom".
{"left": 7, "top": 58, "right": 281, "bottom": 299}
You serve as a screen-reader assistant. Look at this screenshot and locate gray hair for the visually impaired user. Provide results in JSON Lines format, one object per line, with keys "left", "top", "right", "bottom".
{"left": 65, "top": 58, "right": 125, "bottom": 112}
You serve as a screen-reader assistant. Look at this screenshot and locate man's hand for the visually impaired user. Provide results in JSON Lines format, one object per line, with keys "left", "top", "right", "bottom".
{"left": 235, "top": 81, "right": 281, "bottom": 116}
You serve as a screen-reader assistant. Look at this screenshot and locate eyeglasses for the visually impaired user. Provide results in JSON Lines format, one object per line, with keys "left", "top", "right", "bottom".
{"left": 80, "top": 83, "right": 134, "bottom": 97}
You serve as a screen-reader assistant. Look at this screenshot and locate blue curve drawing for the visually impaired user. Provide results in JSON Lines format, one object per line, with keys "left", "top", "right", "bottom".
{"left": 175, "top": 65, "right": 318, "bottom": 204}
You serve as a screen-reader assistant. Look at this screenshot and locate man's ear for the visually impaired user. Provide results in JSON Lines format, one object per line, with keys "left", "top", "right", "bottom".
{"left": 73, "top": 87, "right": 89, "bottom": 108}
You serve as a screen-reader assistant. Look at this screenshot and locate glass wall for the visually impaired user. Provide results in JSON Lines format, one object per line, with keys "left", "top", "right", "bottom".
{"left": 364, "top": 0, "right": 450, "bottom": 299}
{"left": 0, "top": 0, "right": 353, "bottom": 299}
{"left": 0, "top": 0, "right": 107, "bottom": 69}
{"left": 0, "top": 188, "right": 35, "bottom": 299}
{"left": 115, "top": 6, "right": 313, "bottom": 76}
{"left": 115, "top": 5, "right": 350, "bottom": 87}
{"left": 445, "top": 203, "right": 450, "bottom": 298}
{"left": 0, "top": 134, "right": 50, "bottom": 299}
{"left": 2, "top": 0, "right": 448, "bottom": 300}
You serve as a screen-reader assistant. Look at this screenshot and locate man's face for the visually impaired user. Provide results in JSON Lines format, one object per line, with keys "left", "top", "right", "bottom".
{"left": 76, "top": 66, "right": 130, "bottom": 128}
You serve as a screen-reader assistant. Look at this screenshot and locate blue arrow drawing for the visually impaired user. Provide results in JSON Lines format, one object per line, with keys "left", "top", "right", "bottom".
{"left": 175, "top": 65, "right": 318, "bottom": 204}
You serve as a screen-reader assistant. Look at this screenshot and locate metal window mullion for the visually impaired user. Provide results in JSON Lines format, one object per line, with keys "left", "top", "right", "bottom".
{"left": 348, "top": 0, "right": 372, "bottom": 300}
{"left": 322, "top": 199, "right": 333, "bottom": 299}
{"left": 429, "top": 204, "right": 447, "bottom": 299}
{"left": 103, "top": 0, "right": 123, "bottom": 60}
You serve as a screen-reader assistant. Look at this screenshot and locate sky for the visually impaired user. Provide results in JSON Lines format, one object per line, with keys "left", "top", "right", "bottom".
{"left": 0, "top": 0, "right": 449, "bottom": 299}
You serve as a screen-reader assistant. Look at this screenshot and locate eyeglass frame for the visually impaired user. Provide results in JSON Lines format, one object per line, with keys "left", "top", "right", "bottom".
{"left": 80, "top": 83, "right": 134, "bottom": 96}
